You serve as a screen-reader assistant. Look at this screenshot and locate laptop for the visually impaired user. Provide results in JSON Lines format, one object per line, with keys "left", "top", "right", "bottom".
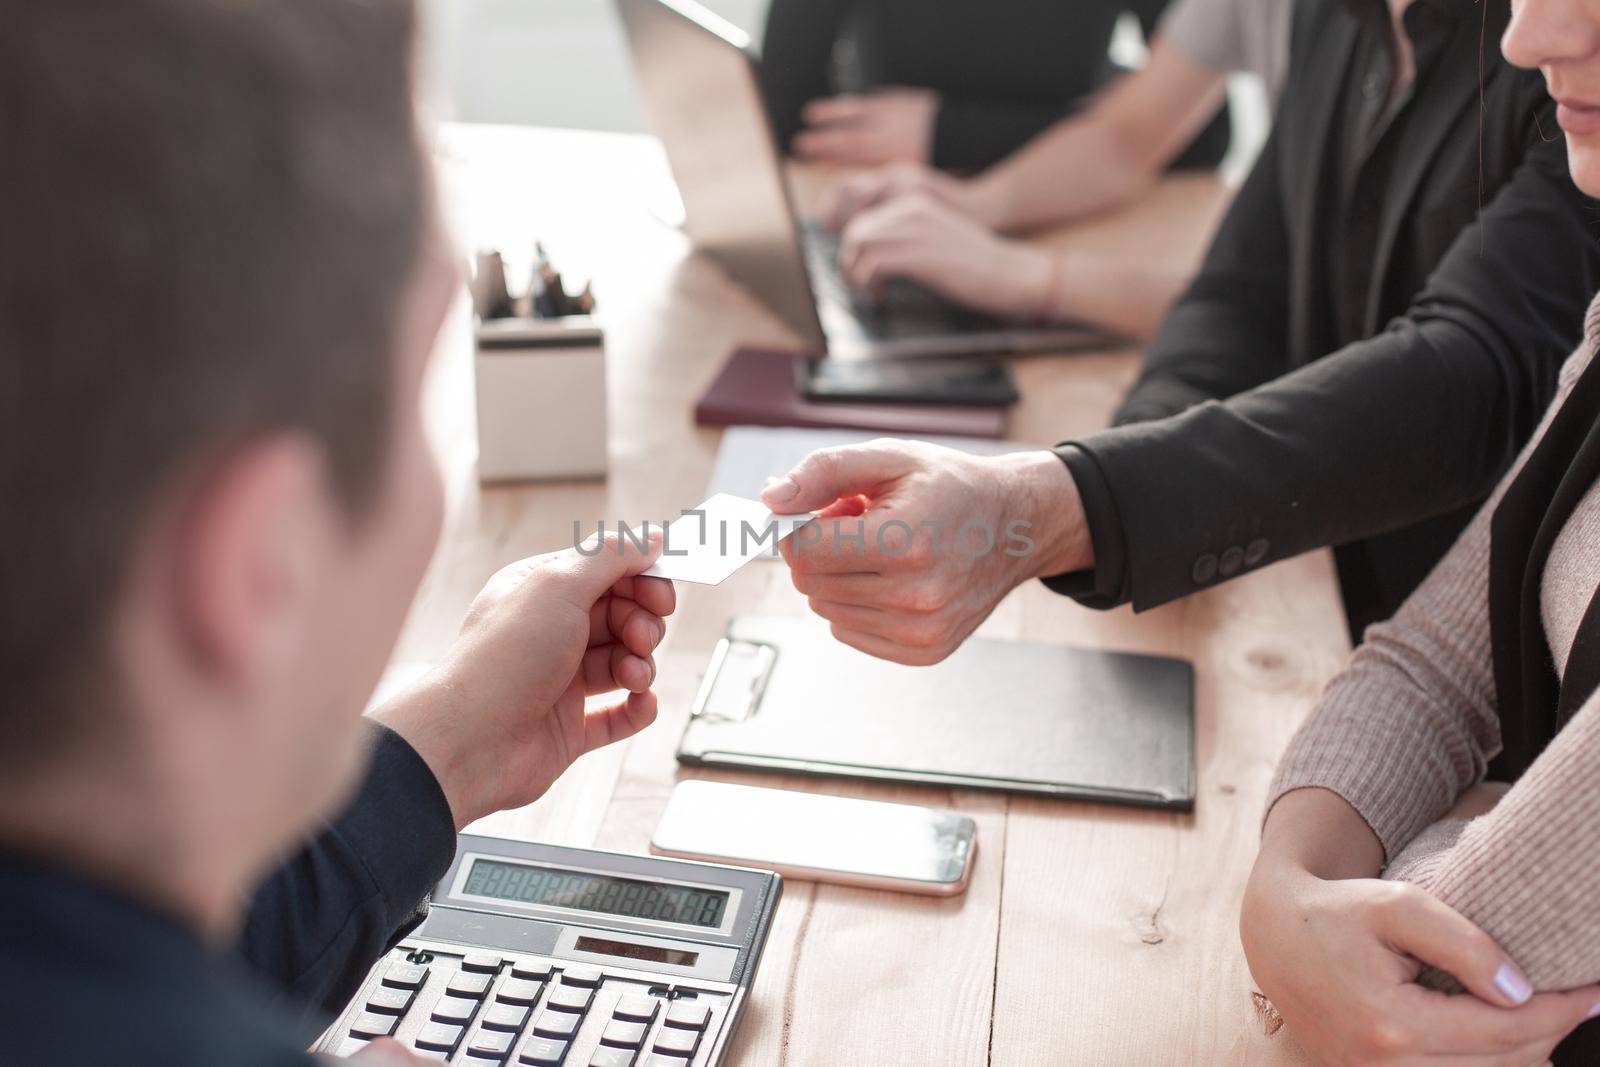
{"left": 614, "top": 0, "right": 1113, "bottom": 360}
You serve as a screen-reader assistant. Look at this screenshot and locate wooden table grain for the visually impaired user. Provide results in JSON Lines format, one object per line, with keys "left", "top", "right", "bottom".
{"left": 399, "top": 123, "right": 1350, "bottom": 1066}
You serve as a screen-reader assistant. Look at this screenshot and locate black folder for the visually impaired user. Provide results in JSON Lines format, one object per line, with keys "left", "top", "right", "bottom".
{"left": 677, "top": 616, "right": 1196, "bottom": 811}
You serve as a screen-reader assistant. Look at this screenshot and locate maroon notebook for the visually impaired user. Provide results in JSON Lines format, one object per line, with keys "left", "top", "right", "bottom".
{"left": 694, "top": 346, "right": 1009, "bottom": 439}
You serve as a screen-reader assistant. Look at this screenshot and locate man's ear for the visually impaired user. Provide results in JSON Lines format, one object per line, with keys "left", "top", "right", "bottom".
{"left": 173, "top": 436, "right": 333, "bottom": 689}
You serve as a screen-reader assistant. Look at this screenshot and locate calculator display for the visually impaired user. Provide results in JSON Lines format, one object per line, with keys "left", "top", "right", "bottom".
{"left": 461, "top": 858, "right": 731, "bottom": 929}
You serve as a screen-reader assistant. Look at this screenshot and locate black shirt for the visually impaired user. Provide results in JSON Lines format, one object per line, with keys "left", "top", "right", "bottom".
{"left": 0, "top": 725, "right": 458, "bottom": 1065}
{"left": 1051, "top": 0, "right": 1600, "bottom": 639}
{"left": 758, "top": 0, "right": 1228, "bottom": 170}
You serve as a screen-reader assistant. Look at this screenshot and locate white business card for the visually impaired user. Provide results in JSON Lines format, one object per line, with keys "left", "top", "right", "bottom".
{"left": 641, "top": 493, "right": 816, "bottom": 585}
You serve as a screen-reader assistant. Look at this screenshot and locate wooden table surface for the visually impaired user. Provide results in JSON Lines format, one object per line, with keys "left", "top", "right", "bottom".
{"left": 402, "top": 123, "right": 1350, "bottom": 1066}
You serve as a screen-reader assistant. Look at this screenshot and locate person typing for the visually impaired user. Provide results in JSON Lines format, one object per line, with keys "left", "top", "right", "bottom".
{"left": 762, "top": 0, "right": 1600, "bottom": 658}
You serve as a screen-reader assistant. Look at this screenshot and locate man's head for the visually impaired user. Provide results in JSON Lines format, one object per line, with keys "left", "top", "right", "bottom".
{"left": 0, "top": 0, "right": 458, "bottom": 916}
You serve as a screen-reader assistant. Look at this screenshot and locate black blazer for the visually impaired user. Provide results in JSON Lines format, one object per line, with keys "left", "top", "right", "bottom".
{"left": 1052, "top": 0, "right": 1600, "bottom": 637}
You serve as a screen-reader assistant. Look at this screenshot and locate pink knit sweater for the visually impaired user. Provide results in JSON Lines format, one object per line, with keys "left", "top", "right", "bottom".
{"left": 1268, "top": 290, "right": 1600, "bottom": 990}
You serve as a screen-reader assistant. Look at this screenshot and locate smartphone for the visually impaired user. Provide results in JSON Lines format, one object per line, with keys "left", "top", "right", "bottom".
{"left": 650, "top": 780, "right": 977, "bottom": 896}
{"left": 796, "top": 355, "right": 1019, "bottom": 407}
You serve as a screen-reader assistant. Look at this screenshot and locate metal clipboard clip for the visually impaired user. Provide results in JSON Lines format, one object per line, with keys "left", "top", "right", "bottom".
{"left": 689, "top": 637, "right": 777, "bottom": 723}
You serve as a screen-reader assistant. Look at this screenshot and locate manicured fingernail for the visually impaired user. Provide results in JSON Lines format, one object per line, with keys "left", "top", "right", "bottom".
{"left": 765, "top": 476, "right": 799, "bottom": 502}
{"left": 1586, "top": 999, "right": 1600, "bottom": 1019}
{"left": 1494, "top": 962, "right": 1533, "bottom": 1004}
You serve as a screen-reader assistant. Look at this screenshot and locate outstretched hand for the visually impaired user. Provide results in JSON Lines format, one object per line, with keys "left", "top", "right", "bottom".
{"left": 762, "top": 439, "right": 1089, "bottom": 665}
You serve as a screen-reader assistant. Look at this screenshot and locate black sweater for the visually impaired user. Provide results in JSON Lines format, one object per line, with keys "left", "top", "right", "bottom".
{"left": 0, "top": 726, "right": 458, "bottom": 1065}
{"left": 758, "top": 0, "right": 1225, "bottom": 170}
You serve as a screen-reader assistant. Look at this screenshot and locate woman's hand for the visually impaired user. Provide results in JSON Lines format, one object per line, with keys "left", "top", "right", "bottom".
{"left": 1242, "top": 789, "right": 1600, "bottom": 1066}
{"left": 375, "top": 533, "right": 674, "bottom": 830}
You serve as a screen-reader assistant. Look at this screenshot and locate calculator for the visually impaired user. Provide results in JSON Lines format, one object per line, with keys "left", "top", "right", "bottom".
{"left": 315, "top": 835, "right": 783, "bottom": 1066}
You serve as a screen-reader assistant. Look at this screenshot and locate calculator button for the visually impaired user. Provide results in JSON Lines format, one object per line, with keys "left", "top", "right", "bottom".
{"left": 350, "top": 1011, "right": 398, "bottom": 1039}
{"left": 560, "top": 965, "right": 603, "bottom": 987}
{"left": 601, "top": 1020, "right": 649, "bottom": 1049}
{"left": 481, "top": 1002, "right": 530, "bottom": 1031}
{"left": 432, "top": 995, "right": 480, "bottom": 1024}
{"left": 663, "top": 1002, "right": 711, "bottom": 1030}
{"left": 511, "top": 960, "right": 555, "bottom": 981}
{"left": 383, "top": 963, "right": 429, "bottom": 990}
{"left": 414, "top": 1021, "right": 464, "bottom": 1052}
{"left": 412, "top": 1051, "right": 449, "bottom": 1062}
{"left": 462, "top": 1058, "right": 508, "bottom": 1067}
{"left": 533, "top": 1010, "right": 583, "bottom": 1039}
{"left": 612, "top": 995, "right": 659, "bottom": 1023}
{"left": 447, "top": 971, "right": 494, "bottom": 999}
{"left": 640, "top": 1057, "right": 690, "bottom": 1067}
{"left": 496, "top": 977, "right": 544, "bottom": 1006}
{"left": 467, "top": 1029, "right": 517, "bottom": 1059}
{"left": 545, "top": 984, "right": 593, "bottom": 1013}
{"left": 366, "top": 985, "right": 415, "bottom": 1015}
{"left": 462, "top": 952, "right": 504, "bottom": 973}
{"left": 588, "top": 1049, "right": 636, "bottom": 1067}
{"left": 518, "top": 1036, "right": 569, "bottom": 1065}
{"left": 652, "top": 1027, "right": 698, "bottom": 1058}
{"left": 333, "top": 1038, "right": 370, "bottom": 1057}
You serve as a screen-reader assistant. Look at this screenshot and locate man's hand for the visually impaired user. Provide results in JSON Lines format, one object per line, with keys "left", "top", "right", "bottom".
{"left": 794, "top": 89, "right": 938, "bottom": 166}
{"left": 761, "top": 440, "right": 1091, "bottom": 665}
{"left": 375, "top": 533, "right": 675, "bottom": 830}
{"left": 838, "top": 192, "right": 1055, "bottom": 319}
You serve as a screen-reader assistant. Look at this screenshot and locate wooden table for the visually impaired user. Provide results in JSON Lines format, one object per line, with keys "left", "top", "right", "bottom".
{"left": 401, "top": 123, "right": 1351, "bottom": 1065}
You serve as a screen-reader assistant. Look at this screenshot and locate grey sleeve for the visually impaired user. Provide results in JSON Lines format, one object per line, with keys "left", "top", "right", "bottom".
{"left": 1158, "top": 0, "right": 1291, "bottom": 98}
{"left": 1157, "top": 0, "right": 1247, "bottom": 73}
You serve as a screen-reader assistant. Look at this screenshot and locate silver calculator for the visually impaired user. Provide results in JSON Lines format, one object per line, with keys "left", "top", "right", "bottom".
{"left": 316, "top": 835, "right": 783, "bottom": 1066}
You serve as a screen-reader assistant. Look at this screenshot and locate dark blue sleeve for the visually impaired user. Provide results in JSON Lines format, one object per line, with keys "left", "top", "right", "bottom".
{"left": 235, "top": 723, "right": 457, "bottom": 1030}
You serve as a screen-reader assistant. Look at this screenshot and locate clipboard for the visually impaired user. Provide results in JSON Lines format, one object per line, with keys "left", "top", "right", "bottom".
{"left": 676, "top": 616, "right": 1196, "bottom": 811}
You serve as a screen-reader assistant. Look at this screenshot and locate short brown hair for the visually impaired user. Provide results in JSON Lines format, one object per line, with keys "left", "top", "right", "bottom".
{"left": 0, "top": 0, "right": 430, "bottom": 764}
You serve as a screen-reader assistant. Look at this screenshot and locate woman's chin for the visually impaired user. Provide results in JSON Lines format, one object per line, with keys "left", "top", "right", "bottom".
{"left": 1569, "top": 140, "right": 1600, "bottom": 199}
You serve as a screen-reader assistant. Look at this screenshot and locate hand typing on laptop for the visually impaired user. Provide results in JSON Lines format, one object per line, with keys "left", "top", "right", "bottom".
{"left": 836, "top": 190, "right": 1057, "bottom": 319}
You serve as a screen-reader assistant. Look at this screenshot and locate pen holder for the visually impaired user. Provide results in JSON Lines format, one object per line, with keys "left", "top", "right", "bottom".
{"left": 473, "top": 315, "right": 608, "bottom": 482}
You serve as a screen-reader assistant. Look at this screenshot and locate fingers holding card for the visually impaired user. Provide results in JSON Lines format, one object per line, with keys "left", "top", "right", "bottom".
{"left": 642, "top": 494, "right": 816, "bottom": 585}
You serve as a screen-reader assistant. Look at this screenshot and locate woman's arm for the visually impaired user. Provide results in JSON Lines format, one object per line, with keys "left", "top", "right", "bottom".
{"left": 1388, "top": 689, "right": 1600, "bottom": 991}
{"left": 825, "top": 39, "right": 1228, "bottom": 235}
{"left": 1240, "top": 787, "right": 1600, "bottom": 1063}
{"left": 1261, "top": 340, "right": 1594, "bottom": 860}
{"left": 967, "top": 39, "right": 1229, "bottom": 232}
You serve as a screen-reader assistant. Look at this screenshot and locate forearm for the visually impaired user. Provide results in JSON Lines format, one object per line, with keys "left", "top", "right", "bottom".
{"left": 970, "top": 116, "right": 1159, "bottom": 233}
{"left": 1047, "top": 244, "right": 1202, "bottom": 341}
{"left": 969, "top": 239, "right": 1197, "bottom": 341}
{"left": 1393, "top": 694, "right": 1600, "bottom": 990}
{"left": 969, "top": 42, "right": 1230, "bottom": 232}
{"left": 1259, "top": 787, "right": 1386, "bottom": 881}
